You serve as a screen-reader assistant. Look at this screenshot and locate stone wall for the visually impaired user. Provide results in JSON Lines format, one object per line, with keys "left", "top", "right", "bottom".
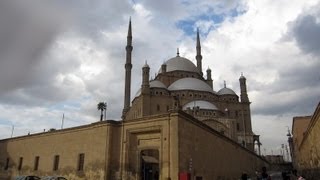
{"left": 177, "top": 112, "right": 268, "bottom": 180}
{"left": 295, "top": 103, "right": 320, "bottom": 179}
{"left": 0, "top": 121, "right": 120, "bottom": 180}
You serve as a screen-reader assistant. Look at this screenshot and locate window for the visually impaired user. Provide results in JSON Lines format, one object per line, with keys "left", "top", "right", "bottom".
{"left": 53, "top": 155, "right": 60, "bottom": 171}
{"left": 4, "top": 158, "right": 9, "bottom": 170}
{"left": 18, "top": 157, "right": 23, "bottom": 171}
{"left": 237, "top": 123, "right": 240, "bottom": 131}
{"left": 78, "top": 153, "right": 85, "bottom": 171}
{"left": 34, "top": 156, "right": 40, "bottom": 171}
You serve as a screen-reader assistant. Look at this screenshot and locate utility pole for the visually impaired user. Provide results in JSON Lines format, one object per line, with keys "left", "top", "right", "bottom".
{"left": 61, "top": 113, "right": 65, "bottom": 129}
{"left": 104, "top": 102, "right": 107, "bottom": 120}
{"left": 10, "top": 125, "right": 14, "bottom": 138}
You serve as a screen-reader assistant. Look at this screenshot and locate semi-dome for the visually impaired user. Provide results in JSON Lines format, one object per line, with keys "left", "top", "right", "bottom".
{"left": 183, "top": 100, "right": 218, "bottom": 110}
{"left": 168, "top": 78, "right": 214, "bottom": 93}
{"left": 149, "top": 80, "right": 166, "bottom": 88}
{"left": 217, "top": 87, "right": 237, "bottom": 95}
{"left": 160, "top": 56, "right": 198, "bottom": 73}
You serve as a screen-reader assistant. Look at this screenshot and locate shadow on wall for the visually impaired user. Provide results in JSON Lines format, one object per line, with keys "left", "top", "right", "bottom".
{"left": 0, "top": 140, "right": 12, "bottom": 179}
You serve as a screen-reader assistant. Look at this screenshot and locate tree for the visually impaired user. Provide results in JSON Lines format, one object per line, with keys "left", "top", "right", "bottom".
{"left": 97, "top": 102, "right": 107, "bottom": 121}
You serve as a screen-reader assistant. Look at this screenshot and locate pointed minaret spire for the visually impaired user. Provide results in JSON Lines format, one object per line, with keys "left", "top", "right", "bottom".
{"left": 127, "top": 17, "right": 132, "bottom": 47}
{"left": 224, "top": 80, "right": 226, "bottom": 88}
{"left": 196, "top": 28, "right": 201, "bottom": 47}
{"left": 239, "top": 73, "right": 249, "bottom": 103}
{"left": 206, "top": 67, "right": 213, "bottom": 88}
{"left": 177, "top": 48, "right": 180, "bottom": 57}
{"left": 196, "top": 28, "right": 203, "bottom": 76}
{"left": 123, "top": 18, "right": 133, "bottom": 119}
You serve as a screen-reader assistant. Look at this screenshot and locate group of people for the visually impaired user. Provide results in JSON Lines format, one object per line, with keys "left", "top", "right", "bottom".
{"left": 240, "top": 167, "right": 306, "bottom": 180}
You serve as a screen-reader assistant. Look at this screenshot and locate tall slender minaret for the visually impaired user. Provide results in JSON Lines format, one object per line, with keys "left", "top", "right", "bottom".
{"left": 122, "top": 18, "right": 133, "bottom": 118}
{"left": 206, "top": 67, "right": 213, "bottom": 88}
{"left": 239, "top": 73, "right": 249, "bottom": 103}
{"left": 196, "top": 28, "right": 203, "bottom": 76}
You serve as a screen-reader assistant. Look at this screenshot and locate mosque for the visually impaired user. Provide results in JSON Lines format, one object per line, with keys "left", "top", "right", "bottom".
{"left": 0, "top": 20, "right": 267, "bottom": 180}
{"left": 123, "top": 20, "right": 258, "bottom": 151}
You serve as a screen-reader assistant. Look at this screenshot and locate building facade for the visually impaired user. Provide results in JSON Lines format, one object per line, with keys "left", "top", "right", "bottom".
{"left": 0, "top": 20, "right": 267, "bottom": 180}
{"left": 290, "top": 103, "right": 320, "bottom": 179}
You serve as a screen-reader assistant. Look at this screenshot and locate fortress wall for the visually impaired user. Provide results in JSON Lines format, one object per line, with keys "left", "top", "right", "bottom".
{"left": 0, "top": 121, "right": 119, "bottom": 180}
{"left": 176, "top": 112, "right": 268, "bottom": 179}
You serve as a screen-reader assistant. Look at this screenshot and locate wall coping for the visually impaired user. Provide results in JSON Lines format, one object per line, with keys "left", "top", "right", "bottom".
{"left": 0, "top": 120, "right": 121, "bottom": 142}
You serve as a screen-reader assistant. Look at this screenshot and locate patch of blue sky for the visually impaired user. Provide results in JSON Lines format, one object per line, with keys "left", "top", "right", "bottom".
{"left": 176, "top": 13, "right": 224, "bottom": 36}
{"left": 230, "top": 6, "right": 247, "bottom": 18}
{"left": 0, "top": 119, "right": 14, "bottom": 126}
{"left": 48, "top": 101, "right": 82, "bottom": 111}
{"left": 48, "top": 96, "right": 92, "bottom": 111}
{"left": 176, "top": 5, "right": 247, "bottom": 37}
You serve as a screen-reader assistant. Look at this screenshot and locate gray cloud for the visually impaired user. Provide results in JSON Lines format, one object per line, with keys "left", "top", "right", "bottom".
{"left": 0, "top": 1, "right": 70, "bottom": 94}
{"left": 288, "top": 5, "right": 320, "bottom": 56}
{"left": 249, "top": 59, "right": 320, "bottom": 116}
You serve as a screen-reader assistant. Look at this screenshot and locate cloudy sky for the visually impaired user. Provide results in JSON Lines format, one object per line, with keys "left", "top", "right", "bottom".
{"left": 0, "top": 0, "right": 319, "bottom": 155}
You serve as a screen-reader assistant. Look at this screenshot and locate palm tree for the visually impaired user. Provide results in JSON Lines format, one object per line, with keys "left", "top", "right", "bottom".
{"left": 97, "top": 102, "right": 106, "bottom": 121}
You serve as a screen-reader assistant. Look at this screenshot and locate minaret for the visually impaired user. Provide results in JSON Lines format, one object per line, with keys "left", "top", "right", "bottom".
{"left": 196, "top": 28, "right": 203, "bottom": 76}
{"left": 206, "top": 67, "right": 213, "bottom": 88}
{"left": 239, "top": 73, "right": 249, "bottom": 103}
{"left": 122, "top": 18, "right": 133, "bottom": 118}
{"left": 142, "top": 61, "right": 150, "bottom": 94}
{"left": 141, "top": 61, "right": 151, "bottom": 116}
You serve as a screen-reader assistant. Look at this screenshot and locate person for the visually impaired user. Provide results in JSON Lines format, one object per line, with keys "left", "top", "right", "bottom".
{"left": 282, "top": 171, "right": 290, "bottom": 180}
{"left": 258, "top": 166, "right": 271, "bottom": 180}
{"left": 297, "top": 175, "right": 306, "bottom": 180}
{"left": 289, "top": 169, "right": 298, "bottom": 180}
{"left": 241, "top": 173, "right": 248, "bottom": 180}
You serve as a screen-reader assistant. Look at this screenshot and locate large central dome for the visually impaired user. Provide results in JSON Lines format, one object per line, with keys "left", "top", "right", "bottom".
{"left": 168, "top": 78, "right": 214, "bottom": 93}
{"left": 162, "top": 56, "right": 198, "bottom": 73}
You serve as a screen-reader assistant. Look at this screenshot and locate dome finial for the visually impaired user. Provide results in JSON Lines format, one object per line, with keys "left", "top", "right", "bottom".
{"left": 224, "top": 80, "right": 226, "bottom": 88}
{"left": 176, "top": 48, "right": 180, "bottom": 57}
{"left": 143, "top": 60, "right": 149, "bottom": 68}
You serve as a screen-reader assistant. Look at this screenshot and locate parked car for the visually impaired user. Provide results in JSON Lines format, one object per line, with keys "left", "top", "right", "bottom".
{"left": 41, "top": 176, "right": 67, "bottom": 180}
{"left": 15, "top": 176, "right": 41, "bottom": 180}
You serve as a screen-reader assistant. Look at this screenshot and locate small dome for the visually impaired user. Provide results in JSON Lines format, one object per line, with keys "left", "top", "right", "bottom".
{"left": 150, "top": 80, "right": 167, "bottom": 89}
{"left": 217, "top": 87, "right": 237, "bottom": 95}
{"left": 183, "top": 100, "right": 218, "bottom": 110}
{"left": 168, "top": 78, "right": 214, "bottom": 93}
{"left": 159, "top": 56, "right": 198, "bottom": 73}
{"left": 240, "top": 73, "right": 246, "bottom": 79}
